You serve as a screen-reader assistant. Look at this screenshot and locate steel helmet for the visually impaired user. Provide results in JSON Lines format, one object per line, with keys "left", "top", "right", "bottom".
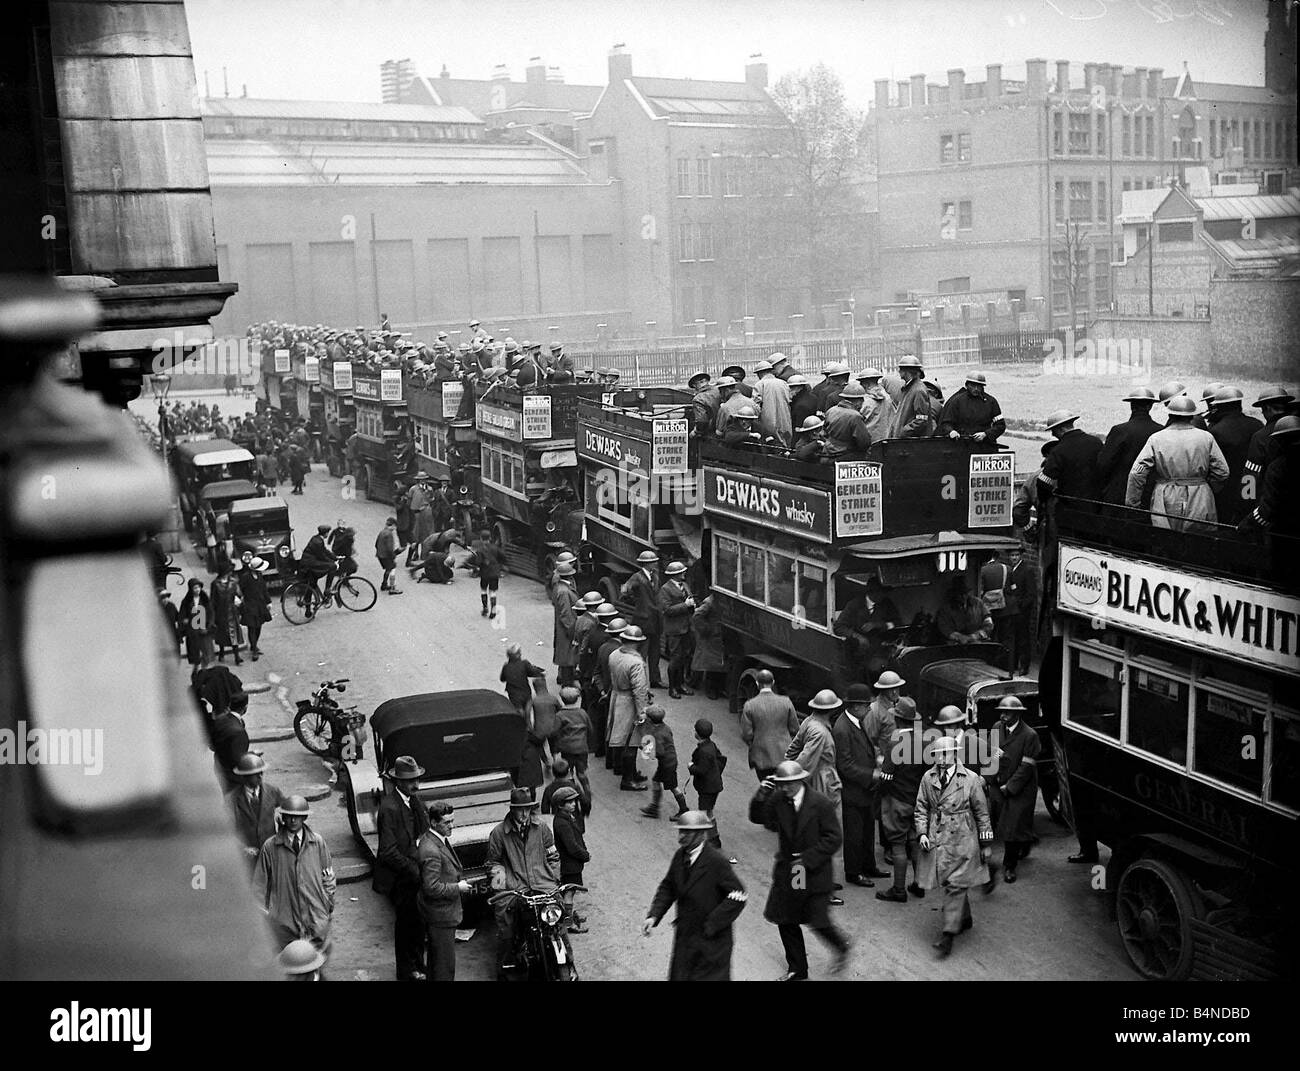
{"left": 723, "top": 365, "right": 747, "bottom": 379}
{"left": 278, "top": 939, "right": 326, "bottom": 975}
{"left": 933, "top": 704, "right": 966, "bottom": 726}
{"left": 1044, "top": 408, "right": 1079, "bottom": 430}
{"left": 594, "top": 602, "right": 619, "bottom": 618}
{"left": 856, "top": 366, "right": 884, "bottom": 380}
{"left": 714, "top": 375, "right": 737, "bottom": 389}
{"left": 232, "top": 752, "right": 267, "bottom": 777}
{"left": 931, "top": 736, "right": 962, "bottom": 757}
{"left": 606, "top": 617, "right": 629, "bottom": 635}
{"left": 1122, "top": 386, "right": 1157, "bottom": 402}
{"left": 556, "top": 550, "right": 577, "bottom": 564}
{"left": 838, "top": 381, "right": 868, "bottom": 399}
{"left": 735, "top": 403, "right": 759, "bottom": 420}
{"left": 873, "top": 670, "right": 905, "bottom": 690}
{"left": 754, "top": 359, "right": 773, "bottom": 372}
{"left": 581, "top": 591, "right": 604, "bottom": 608}
{"left": 772, "top": 760, "right": 810, "bottom": 782}
{"left": 1272, "top": 415, "right": 1300, "bottom": 438}
{"left": 797, "top": 415, "right": 824, "bottom": 433}
{"left": 897, "top": 355, "right": 923, "bottom": 370}
{"left": 787, "top": 374, "right": 810, "bottom": 388}
{"left": 688, "top": 371, "right": 711, "bottom": 388}
{"left": 1200, "top": 382, "right": 1225, "bottom": 401}
{"left": 1211, "top": 386, "right": 1243, "bottom": 406}
{"left": 555, "top": 561, "right": 576, "bottom": 577}
{"left": 965, "top": 371, "right": 988, "bottom": 386}
{"left": 770, "top": 352, "right": 789, "bottom": 366}
{"left": 664, "top": 561, "right": 687, "bottom": 575}
{"left": 675, "top": 810, "right": 716, "bottom": 830}
{"left": 823, "top": 360, "right": 850, "bottom": 376}
{"left": 1157, "top": 380, "right": 1187, "bottom": 404}
{"left": 995, "top": 695, "right": 1026, "bottom": 712}
{"left": 1253, "top": 385, "right": 1295, "bottom": 407}
{"left": 636, "top": 550, "right": 660, "bottom": 565}
{"left": 280, "top": 795, "right": 311, "bottom": 816}
{"left": 1165, "top": 395, "right": 1198, "bottom": 417}
{"left": 808, "top": 688, "right": 843, "bottom": 710}
{"left": 620, "top": 624, "right": 647, "bottom": 643}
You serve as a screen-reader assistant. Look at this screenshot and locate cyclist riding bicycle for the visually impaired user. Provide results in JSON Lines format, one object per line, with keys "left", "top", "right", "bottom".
{"left": 327, "top": 520, "right": 357, "bottom": 577}
{"left": 299, "top": 524, "right": 338, "bottom": 611}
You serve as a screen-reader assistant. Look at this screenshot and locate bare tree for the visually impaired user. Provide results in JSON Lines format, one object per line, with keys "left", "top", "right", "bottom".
{"left": 1057, "top": 219, "right": 1092, "bottom": 332}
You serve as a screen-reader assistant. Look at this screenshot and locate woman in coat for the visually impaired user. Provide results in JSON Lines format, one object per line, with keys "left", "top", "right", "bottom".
{"left": 210, "top": 564, "right": 245, "bottom": 665}
{"left": 236, "top": 556, "right": 273, "bottom": 661}
{"left": 689, "top": 596, "right": 725, "bottom": 699}
{"left": 177, "top": 578, "right": 215, "bottom": 667}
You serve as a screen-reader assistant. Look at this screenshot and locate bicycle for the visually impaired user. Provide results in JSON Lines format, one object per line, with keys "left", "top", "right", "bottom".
{"left": 281, "top": 562, "right": 377, "bottom": 624}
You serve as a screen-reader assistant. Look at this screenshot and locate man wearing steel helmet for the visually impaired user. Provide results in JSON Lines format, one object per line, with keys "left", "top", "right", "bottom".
{"left": 657, "top": 561, "right": 696, "bottom": 699}
{"left": 1097, "top": 387, "right": 1161, "bottom": 506}
{"left": 225, "top": 751, "right": 287, "bottom": 860}
{"left": 788, "top": 374, "right": 819, "bottom": 429}
{"left": 890, "top": 356, "right": 934, "bottom": 438}
{"left": 754, "top": 358, "right": 792, "bottom": 445}
{"left": 936, "top": 371, "right": 1005, "bottom": 443}
{"left": 1241, "top": 386, "right": 1296, "bottom": 510}
{"left": 792, "top": 415, "right": 825, "bottom": 462}
{"left": 915, "top": 738, "right": 993, "bottom": 958}
{"left": 1126, "top": 395, "right": 1229, "bottom": 532}
{"left": 551, "top": 561, "right": 582, "bottom": 687}
{"left": 620, "top": 550, "right": 664, "bottom": 688}
{"left": 252, "top": 795, "right": 336, "bottom": 951}
{"left": 822, "top": 382, "right": 873, "bottom": 460}
{"left": 642, "top": 812, "right": 747, "bottom": 980}
{"left": 749, "top": 761, "right": 851, "bottom": 980}
{"left": 984, "top": 696, "right": 1041, "bottom": 884}
{"left": 1208, "top": 387, "right": 1263, "bottom": 525}
{"left": 690, "top": 372, "right": 722, "bottom": 439}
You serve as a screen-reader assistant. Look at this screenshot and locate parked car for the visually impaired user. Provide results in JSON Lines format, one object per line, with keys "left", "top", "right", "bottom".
{"left": 227, "top": 495, "right": 296, "bottom": 589}
{"left": 340, "top": 689, "right": 525, "bottom": 892}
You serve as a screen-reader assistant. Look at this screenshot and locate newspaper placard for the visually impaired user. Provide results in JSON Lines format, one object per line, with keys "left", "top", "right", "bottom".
{"left": 304, "top": 356, "right": 320, "bottom": 383}
{"left": 333, "top": 362, "right": 353, "bottom": 391}
{"left": 968, "top": 454, "right": 1014, "bottom": 528}
{"left": 523, "top": 394, "right": 552, "bottom": 440}
{"left": 441, "top": 381, "right": 464, "bottom": 419}
{"left": 273, "top": 348, "right": 291, "bottom": 373}
{"left": 380, "top": 368, "right": 403, "bottom": 402}
{"left": 652, "top": 419, "right": 690, "bottom": 474}
{"left": 834, "top": 461, "right": 883, "bottom": 538}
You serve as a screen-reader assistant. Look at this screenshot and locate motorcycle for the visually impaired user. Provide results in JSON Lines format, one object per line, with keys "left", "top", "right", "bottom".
{"left": 293, "top": 679, "right": 366, "bottom": 763}
{"left": 490, "top": 884, "right": 586, "bottom": 982}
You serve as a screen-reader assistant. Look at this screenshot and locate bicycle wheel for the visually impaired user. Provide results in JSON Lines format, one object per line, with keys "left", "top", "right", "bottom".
{"left": 293, "top": 707, "right": 335, "bottom": 756}
{"left": 281, "top": 581, "right": 318, "bottom": 625}
{"left": 335, "top": 576, "right": 377, "bottom": 612}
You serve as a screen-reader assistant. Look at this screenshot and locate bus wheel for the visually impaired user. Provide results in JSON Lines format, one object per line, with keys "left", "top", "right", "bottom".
{"left": 1115, "top": 857, "right": 1204, "bottom": 981}
{"left": 363, "top": 465, "right": 379, "bottom": 500}
{"left": 599, "top": 576, "right": 620, "bottom": 606}
{"left": 538, "top": 551, "right": 558, "bottom": 584}
{"left": 493, "top": 521, "right": 510, "bottom": 549}
{"left": 736, "top": 668, "right": 763, "bottom": 707}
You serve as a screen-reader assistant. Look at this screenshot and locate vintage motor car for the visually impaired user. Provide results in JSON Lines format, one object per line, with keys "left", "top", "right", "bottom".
{"left": 340, "top": 689, "right": 525, "bottom": 892}
{"left": 170, "top": 438, "right": 256, "bottom": 530}
{"left": 195, "top": 478, "right": 260, "bottom": 572}
{"left": 227, "top": 495, "right": 296, "bottom": 588}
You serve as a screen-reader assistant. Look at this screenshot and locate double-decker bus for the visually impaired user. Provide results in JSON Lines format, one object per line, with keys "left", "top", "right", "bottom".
{"left": 350, "top": 364, "right": 415, "bottom": 504}
{"left": 319, "top": 355, "right": 356, "bottom": 476}
{"left": 1047, "top": 496, "right": 1299, "bottom": 980}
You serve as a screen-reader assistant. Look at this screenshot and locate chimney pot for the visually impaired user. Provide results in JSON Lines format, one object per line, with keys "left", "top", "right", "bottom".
{"left": 986, "top": 63, "right": 1002, "bottom": 96}
{"left": 1148, "top": 67, "right": 1164, "bottom": 98}
{"left": 746, "top": 53, "right": 768, "bottom": 90}
{"left": 1055, "top": 60, "right": 1070, "bottom": 92}
{"left": 897, "top": 80, "right": 911, "bottom": 106}
{"left": 608, "top": 45, "right": 633, "bottom": 84}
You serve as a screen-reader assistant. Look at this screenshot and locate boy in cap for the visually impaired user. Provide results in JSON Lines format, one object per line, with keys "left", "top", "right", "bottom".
{"left": 639, "top": 705, "right": 689, "bottom": 821}
{"left": 689, "top": 719, "right": 732, "bottom": 860}
{"left": 550, "top": 786, "right": 590, "bottom": 932}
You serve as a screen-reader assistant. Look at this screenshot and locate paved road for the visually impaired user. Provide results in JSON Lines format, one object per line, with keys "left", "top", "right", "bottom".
{"left": 172, "top": 443, "right": 1132, "bottom": 982}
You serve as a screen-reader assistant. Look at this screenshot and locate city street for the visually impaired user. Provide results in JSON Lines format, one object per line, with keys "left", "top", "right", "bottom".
{"left": 171, "top": 424, "right": 1133, "bottom": 982}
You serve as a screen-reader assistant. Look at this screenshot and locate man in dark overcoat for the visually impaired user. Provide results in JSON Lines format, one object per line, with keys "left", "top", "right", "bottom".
{"left": 1207, "top": 386, "right": 1263, "bottom": 525}
{"left": 224, "top": 751, "right": 286, "bottom": 860}
{"left": 373, "top": 755, "right": 431, "bottom": 980}
{"left": 620, "top": 550, "right": 663, "bottom": 687}
{"left": 983, "top": 696, "right": 1041, "bottom": 884}
{"left": 1096, "top": 387, "right": 1161, "bottom": 506}
{"left": 642, "top": 812, "right": 747, "bottom": 980}
{"left": 748, "top": 760, "right": 851, "bottom": 981}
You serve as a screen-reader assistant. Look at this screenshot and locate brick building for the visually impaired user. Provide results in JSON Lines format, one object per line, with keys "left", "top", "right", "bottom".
{"left": 870, "top": 46, "right": 1296, "bottom": 328}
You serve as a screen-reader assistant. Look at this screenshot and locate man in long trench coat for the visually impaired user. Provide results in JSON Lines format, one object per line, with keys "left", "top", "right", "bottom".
{"left": 1126, "top": 395, "right": 1229, "bottom": 532}
{"left": 607, "top": 625, "right": 651, "bottom": 791}
{"left": 642, "top": 812, "right": 747, "bottom": 980}
{"left": 983, "top": 696, "right": 1040, "bottom": 885}
{"left": 914, "top": 737, "right": 994, "bottom": 958}
{"left": 551, "top": 562, "right": 582, "bottom": 686}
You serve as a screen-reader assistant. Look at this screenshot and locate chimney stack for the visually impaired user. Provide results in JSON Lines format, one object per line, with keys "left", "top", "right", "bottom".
{"left": 875, "top": 78, "right": 890, "bottom": 109}
{"left": 1121, "top": 67, "right": 1137, "bottom": 97}
{"left": 948, "top": 67, "right": 965, "bottom": 98}
{"left": 897, "top": 80, "right": 911, "bottom": 107}
{"left": 546, "top": 66, "right": 564, "bottom": 84}
{"left": 526, "top": 57, "right": 546, "bottom": 84}
{"left": 1026, "top": 58, "right": 1047, "bottom": 97}
{"left": 491, "top": 64, "right": 511, "bottom": 82}
{"left": 746, "top": 53, "right": 768, "bottom": 90}
{"left": 986, "top": 63, "right": 1002, "bottom": 97}
{"left": 1055, "top": 60, "right": 1070, "bottom": 92}
{"left": 608, "top": 43, "right": 632, "bottom": 85}
{"left": 1084, "top": 62, "right": 1098, "bottom": 91}
{"left": 1148, "top": 67, "right": 1164, "bottom": 99}
{"left": 1135, "top": 66, "right": 1148, "bottom": 100}
{"left": 910, "top": 73, "right": 926, "bottom": 106}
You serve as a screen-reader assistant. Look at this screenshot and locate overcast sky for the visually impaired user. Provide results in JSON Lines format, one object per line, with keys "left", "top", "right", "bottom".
{"left": 187, "top": 0, "right": 1271, "bottom": 106}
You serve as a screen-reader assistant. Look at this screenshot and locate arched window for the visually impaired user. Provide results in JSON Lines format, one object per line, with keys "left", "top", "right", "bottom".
{"left": 1178, "top": 105, "right": 1196, "bottom": 159}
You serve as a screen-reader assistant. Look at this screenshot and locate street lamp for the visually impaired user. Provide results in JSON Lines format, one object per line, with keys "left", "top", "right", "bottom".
{"left": 150, "top": 372, "right": 172, "bottom": 460}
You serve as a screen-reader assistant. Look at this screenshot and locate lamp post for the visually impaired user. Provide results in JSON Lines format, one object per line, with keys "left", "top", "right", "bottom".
{"left": 150, "top": 373, "right": 178, "bottom": 552}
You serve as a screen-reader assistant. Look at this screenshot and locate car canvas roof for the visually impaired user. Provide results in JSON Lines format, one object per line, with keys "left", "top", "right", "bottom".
{"left": 199, "top": 479, "right": 260, "bottom": 501}
{"left": 372, "top": 689, "right": 524, "bottom": 780}
{"left": 173, "top": 438, "right": 242, "bottom": 461}
{"left": 229, "top": 496, "right": 289, "bottom": 514}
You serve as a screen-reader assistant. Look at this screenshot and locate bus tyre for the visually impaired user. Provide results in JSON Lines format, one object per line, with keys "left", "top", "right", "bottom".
{"left": 736, "top": 668, "right": 763, "bottom": 706}
{"left": 599, "top": 576, "right": 620, "bottom": 606}
{"left": 1115, "top": 857, "right": 1205, "bottom": 981}
{"left": 493, "top": 521, "right": 510, "bottom": 549}
{"left": 363, "top": 465, "right": 379, "bottom": 501}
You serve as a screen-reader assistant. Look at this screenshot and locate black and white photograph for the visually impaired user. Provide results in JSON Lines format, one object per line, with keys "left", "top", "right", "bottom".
{"left": 0, "top": 0, "right": 1295, "bottom": 1042}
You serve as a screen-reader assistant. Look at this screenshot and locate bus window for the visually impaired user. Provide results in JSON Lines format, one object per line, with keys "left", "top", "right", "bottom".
{"left": 1068, "top": 645, "right": 1121, "bottom": 739}
{"left": 1193, "top": 690, "right": 1265, "bottom": 794}
{"left": 1128, "top": 669, "right": 1189, "bottom": 765}
{"left": 715, "top": 537, "right": 739, "bottom": 593}
{"left": 1269, "top": 711, "right": 1300, "bottom": 811}
{"left": 740, "top": 544, "right": 765, "bottom": 603}
{"left": 1197, "top": 659, "right": 1271, "bottom": 699}
{"left": 767, "top": 550, "right": 796, "bottom": 616}
{"left": 799, "top": 561, "right": 828, "bottom": 630}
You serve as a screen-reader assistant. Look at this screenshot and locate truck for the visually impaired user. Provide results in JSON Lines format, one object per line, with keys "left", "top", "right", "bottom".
{"left": 1045, "top": 494, "right": 1298, "bottom": 980}
{"left": 572, "top": 388, "right": 700, "bottom": 604}
{"left": 350, "top": 364, "right": 416, "bottom": 504}
{"left": 474, "top": 382, "right": 604, "bottom": 580}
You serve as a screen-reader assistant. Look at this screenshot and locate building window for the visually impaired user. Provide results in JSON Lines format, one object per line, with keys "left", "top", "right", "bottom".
{"left": 697, "top": 222, "right": 714, "bottom": 261}
{"left": 958, "top": 132, "right": 971, "bottom": 161}
{"left": 695, "top": 158, "right": 712, "bottom": 197}
{"left": 940, "top": 202, "right": 957, "bottom": 239}
{"left": 1053, "top": 111, "right": 1064, "bottom": 155}
{"left": 1209, "top": 121, "right": 1217, "bottom": 157}
{"left": 1054, "top": 180, "right": 1065, "bottom": 226}
{"left": 1069, "top": 180, "right": 1092, "bottom": 221}
{"left": 1096, "top": 180, "right": 1107, "bottom": 224}
{"left": 940, "top": 134, "right": 955, "bottom": 163}
{"left": 678, "top": 223, "right": 693, "bottom": 261}
{"left": 1050, "top": 250, "right": 1069, "bottom": 314}
{"left": 1096, "top": 111, "right": 1107, "bottom": 155}
{"left": 1122, "top": 114, "right": 1131, "bottom": 156}
{"left": 958, "top": 199, "right": 972, "bottom": 230}
{"left": 723, "top": 161, "right": 742, "bottom": 197}
{"left": 1265, "top": 120, "right": 1273, "bottom": 159}
{"left": 676, "top": 158, "right": 692, "bottom": 196}
{"left": 1145, "top": 115, "right": 1154, "bottom": 157}
{"left": 1159, "top": 221, "right": 1194, "bottom": 243}
{"left": 1094, "top": 253, "right": 1110, "bottom": 309}
{"left": 1068, "top": 112, "right": 1092, "bottom": 154}
{"left": 1122, "top": 179, "right": 1131, "bottom": 193}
